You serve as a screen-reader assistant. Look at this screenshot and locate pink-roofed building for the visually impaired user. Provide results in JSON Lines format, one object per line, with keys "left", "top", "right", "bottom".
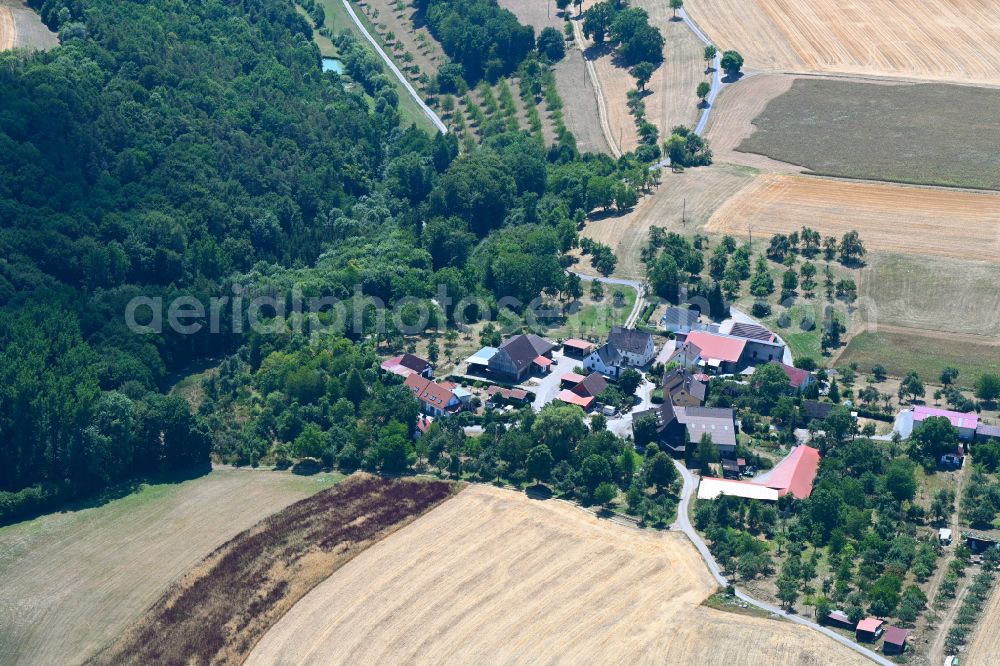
{"left": 856, "top": 617, "right": 884, "bottom": 642}
{"left": 415, "top": 415, "right": 434, "bottom": 436}
{"left": 914, "top": 405, "right": 978, "bottom": 440}
{"left": 758, "top": 445, "right": 820, "bottom": 499}
{"left": 680, "top": 331, "right": 747, "bottom": 373}
{"left": 562, "top": 338, "right": 596, "bottom": 357}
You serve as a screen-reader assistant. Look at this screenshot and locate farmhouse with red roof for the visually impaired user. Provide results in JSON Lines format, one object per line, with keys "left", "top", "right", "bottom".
{"left": 556, "top": 372, "right": 608, "bottom": 411}
{"left": 380, "top": 353, "right": 432, "bottom": 379}
{"left": 404, "top": 375, "right": 464, "bottom": 417}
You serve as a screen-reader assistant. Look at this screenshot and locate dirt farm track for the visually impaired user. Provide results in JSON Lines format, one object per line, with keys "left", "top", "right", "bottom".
{"left": 706, "top": 175, "right": 1000, "bottom": 263}
{"left": 685, "top": 0, "right": 1000, "bottom": 85}
{"left": 247, "top": 484, "right": 870, "bottom": 666}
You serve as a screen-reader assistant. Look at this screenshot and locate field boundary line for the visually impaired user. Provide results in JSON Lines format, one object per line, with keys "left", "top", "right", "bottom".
{"left": 570, "top": 18, "right": 621, "bottom": 158}
{"left": 341, "top": 0, "right": 447, "bottom": 134}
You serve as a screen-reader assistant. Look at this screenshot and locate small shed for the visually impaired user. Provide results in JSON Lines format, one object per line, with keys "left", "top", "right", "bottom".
{"left": 883, "top": 626, "right": 908, "bottom": 655}
{"left": 856, "top": 617, "right": 884, "bottom": 642}
{"left": 965, "top": 531, "right": 1000, "bottom": 553}
{"left": 562, "top": 338, "right": 596, "bottom": 358}
{"left": 466, "top": 347, "right": 498, "bottom": 371}
{"left": 826, "top": 610, "right": 854, "bottom": 630}
{"left": 722, "top": 459, "right": 741, "bottom": 479}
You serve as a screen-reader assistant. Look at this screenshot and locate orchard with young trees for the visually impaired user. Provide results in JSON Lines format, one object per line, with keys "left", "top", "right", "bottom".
{"left": 696, "top": 401, "right": 944, "bottom": 629}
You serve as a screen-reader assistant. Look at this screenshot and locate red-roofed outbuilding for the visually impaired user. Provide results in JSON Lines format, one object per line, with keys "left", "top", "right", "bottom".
{"left": 883, "top": 626, "right": 908, "bottom": 654}
{"left": 556, "top": 390, "right": 594, "bottom": 410}
{"left": 760, "top": 445, "right": 820, "bottom": 499}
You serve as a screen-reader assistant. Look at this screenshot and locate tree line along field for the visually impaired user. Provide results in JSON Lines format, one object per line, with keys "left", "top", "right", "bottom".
{"left": 247, "top": 484, "right": 871, "bottom": 666}
{"left": 498, "top": 0, "right": 612, "bottom": 154}
{"left": 93, "top": 475, "right": 457, "bottom": 665}
{"left": 0, "top": 469, "right": 342, "bottom": 666}
{"left": 570, "top": 0, "right": 703, "bottom": 154}
{"left": 736, "top": 79, "right": 1000, "bottom": 190}
{"left": 706, "top": 174, "right": 1000, "bottom": 264}
{"left": 684, "top": 0, "right": 1000, "bottom": 85}
{"left": 582, "top": 163, "right": 758, "bottom": 279}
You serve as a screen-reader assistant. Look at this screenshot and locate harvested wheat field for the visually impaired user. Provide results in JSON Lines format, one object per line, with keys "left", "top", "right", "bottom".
{"left": 964, "top": 585, "right": 1000, "bottom": 666}
{"left": 248, "top": 484, "right": 869, "bottom": 666}
{"left": 0, "top": 0, "right": 58, "bottom": 50}
{"left": 633, "top": 0, "right": 704, "bottom": 133}
{"left": 703, "top": 73, "right": 801, "bottom": 172}
{"left": 0, "top": 468, "right": 342, "bottom": 666}
{"left": 498, "top": 0, "right": 562, "bottom": 32}
{"left": 94, "top": 475, "right": 456, "bottom": 666}
{"left": 707, "top": 175, "right": 1000, "bottom": 263}
{"left": 686, "top": 0, "right": 1000, "bottom": 85}
{"left": 584, "top": 163, "right": 757, "bottom": 278}
{"left": 0, "top": 5, "right": 13, "bottom": 50}
{"left": 553, "top": 48, "right": 613, "bottom": 154}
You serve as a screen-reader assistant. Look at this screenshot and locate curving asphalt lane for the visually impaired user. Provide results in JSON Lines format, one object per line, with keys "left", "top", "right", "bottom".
{"left": 340, "top": 0, "right": 447, "bottom": 134}
{"left": 568, "top": 271, "right": 646, "bottom": 329}
{"left": 677, "top": 8, "right": 723, "bottom": 137}
{"left": 649, "top": 10, "right": 725, "bottom": 172}
{"left": 670, "top": 460, "right": 894, "bottom": 666}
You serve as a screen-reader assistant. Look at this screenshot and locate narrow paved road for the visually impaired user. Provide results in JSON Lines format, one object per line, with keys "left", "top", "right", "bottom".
{"left": 677, "top": 8, "right": 723, "bottom": 137}
{"left": 670, "top": 460, "right": 895, "bottom": 666}
{"left": 341, "top": 0, "right": 447, "bottom": 134}
{"left": 649, "top": 10, "right": 724, "bottom": 172}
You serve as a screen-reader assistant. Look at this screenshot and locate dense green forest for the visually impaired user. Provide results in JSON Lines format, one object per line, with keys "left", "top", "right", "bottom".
{"left": 0, "top": 0, "right": 659, "bottom": 522}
